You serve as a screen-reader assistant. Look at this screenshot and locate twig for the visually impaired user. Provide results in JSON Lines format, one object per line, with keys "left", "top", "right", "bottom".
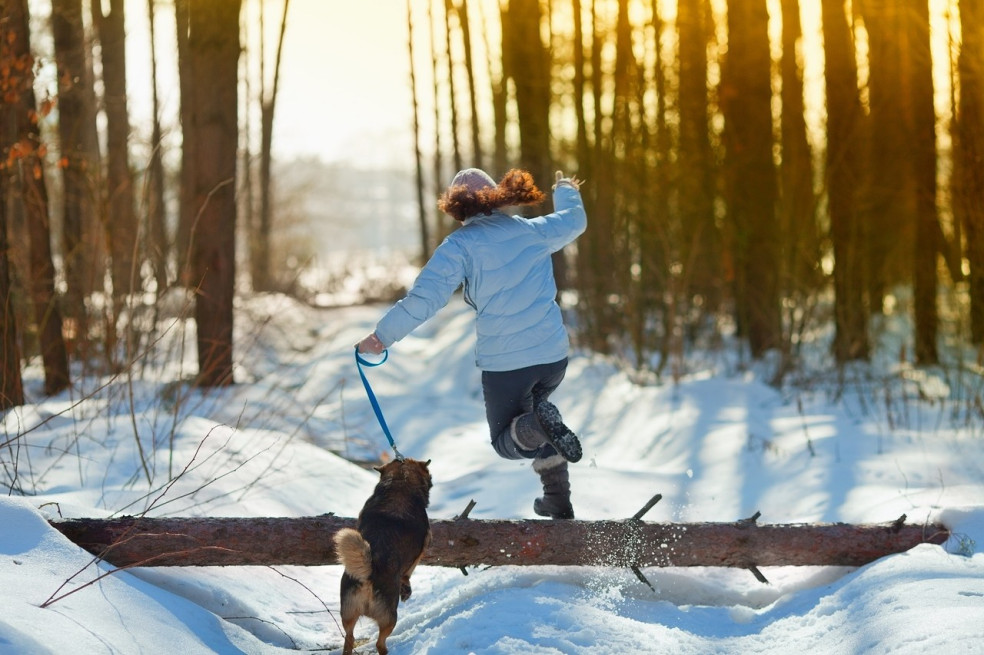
{"left": 631, "top": 493, "right": 663, "bottom": 521}
{"left": 455, "top": 499, "right": 477, "bottom": 520}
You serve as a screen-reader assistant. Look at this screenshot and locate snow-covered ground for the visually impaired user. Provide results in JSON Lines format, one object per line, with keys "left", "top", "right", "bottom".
{"left": 2, "top": 295, "right": 983, "bottom": 653}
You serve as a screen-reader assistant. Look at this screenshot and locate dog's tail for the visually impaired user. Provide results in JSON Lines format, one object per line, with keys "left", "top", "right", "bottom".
{"left": 333, "top": 528, "right": 373, "bottom": 581}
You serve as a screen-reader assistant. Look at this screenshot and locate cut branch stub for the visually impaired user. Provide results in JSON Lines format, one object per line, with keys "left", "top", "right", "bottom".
{"left": 49, "top": 515, "right": 950, "bottom": 569}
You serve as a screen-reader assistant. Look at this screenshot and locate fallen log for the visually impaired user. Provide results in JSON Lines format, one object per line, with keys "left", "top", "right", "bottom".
{"left": 49, "top": 513, "right": 949, "bottom": 569}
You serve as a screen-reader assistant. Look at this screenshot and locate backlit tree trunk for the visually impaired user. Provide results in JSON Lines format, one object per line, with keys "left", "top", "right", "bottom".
{"left": 1, "top": 0, "right": 70, "bottom": 395}
{"left": 51, "top": 0, "right": 101, "bottom": 343}
{"left": 457, "top": 0, "right": 483, "bottom": 168}
{"left": 146, "top": 0, "right": 168, "bottom": 296}
{"left": 252, "top": 0, "right": 290, "bottom": 293}
{"left": 956, "top": 0, "right": 984, "bottom": 344}
{"left": 187, "top": 0, "right": 242, "bottom": 387}
{"left": 408, "top": 0, "right": 430, "bottom": 262}
{"left": 92, "top": 0, "right": 139, "bottom": 303}
{"left": 909, "top": 0, "right": 939, "bottom": 365}
{"left": 779, "top": 0, "right": 819, "bottom": 296}
{"left": 823, "top": 0, "right": 869, "bottom": 362}
{"left": 862, "top": 0, "right": 907, "bottom": 313}
{"left": 678, "top": 0, "right": 720, "bottom": 315}
{"left": 723, "top": 0, "right": 780, "bottom": 357}
{"left": 505, "top": 0, "right": 566, "bottom": 288}
{"left": 174, "top": 0, "right": 195, "bottom": 287}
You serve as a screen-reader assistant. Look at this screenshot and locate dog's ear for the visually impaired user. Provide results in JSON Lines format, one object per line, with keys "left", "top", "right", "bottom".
{"left": 424, "top": 459, "right": 431, "bottom": 466}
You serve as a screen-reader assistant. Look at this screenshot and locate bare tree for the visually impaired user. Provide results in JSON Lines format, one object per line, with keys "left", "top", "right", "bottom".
{"left": 678, "top": 0, "right": 721, "bottom": 315}
{"left": 407, "top": 0, "right": 430, "bottom": 262}
{"left": 908, "top": 0, "right": 940, "bottom": 365}
{"left": 1, "top": 0, "right": 70, "bottom": 395}
{"left": 146, "top": 0, "right": 168, "bottom": 296}
{"left": 956, "top": 0, "right": 984, "bottom": 345}
{"left": 252, "top": 0, "right": 290, "bottom": 293}
{"left": 0, "top": 188, "right": 22, "bottom": 408}
{"left": 92, "top": 0, "right": 139, "bottom": 303}
{"left": 51, "top": 0, "right": 101, "bottom": 346}
{"left": 823, "top": 0, "right": 869, "bottom": 362}
{"left": 779, "top": 0, "right": 819, "bottom": 296}
{"left": 722, "top": 0, "right": 780, "bottom": 357}
{"left": 185, "top": 0, "right": 242, "bottom": 387}
{"left": 861, "top": 0, "right": 907, "bottom": 313}
{"left": 0, "top": 17, "right": 24, "bottom": 407}
{"left": 456, "top": 0, "right": 483, "bottom": 167}
{"left": 443, "top": 0, "right": 463, "bottom": 173}
{"left": 174, "top": 0, "right": 194, "bottom": 287}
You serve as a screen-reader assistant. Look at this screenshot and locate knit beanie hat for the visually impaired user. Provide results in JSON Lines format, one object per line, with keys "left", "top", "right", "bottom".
{"left": 439, "top": 168, "right": 545, "bottom": 222}
{"left": 449, "top": 168, "right": 496, "bottom": 193}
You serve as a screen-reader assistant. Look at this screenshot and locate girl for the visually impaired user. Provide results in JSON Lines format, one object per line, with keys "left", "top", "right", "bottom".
{"left": 357, "top": 168, "right": 586, "bottom": 518}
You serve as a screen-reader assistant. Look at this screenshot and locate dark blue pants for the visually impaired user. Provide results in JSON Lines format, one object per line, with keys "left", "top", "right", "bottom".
{"left": 481, "top": 358, "right": 568, "bottom": 460}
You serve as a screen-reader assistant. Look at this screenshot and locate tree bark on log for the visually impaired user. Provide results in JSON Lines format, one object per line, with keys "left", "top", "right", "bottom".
{"left": 49, "top": 515, "right": 949, "bottom": 569}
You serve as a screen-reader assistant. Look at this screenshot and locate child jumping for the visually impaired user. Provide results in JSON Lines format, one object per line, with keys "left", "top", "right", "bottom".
{"left": 357, "top": 168, "right": 587, "bottom": 518}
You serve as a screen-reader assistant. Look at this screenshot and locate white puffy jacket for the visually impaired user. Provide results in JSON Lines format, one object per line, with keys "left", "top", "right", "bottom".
{"left": 374, "top": 183, "right": 586, "bottom": 371}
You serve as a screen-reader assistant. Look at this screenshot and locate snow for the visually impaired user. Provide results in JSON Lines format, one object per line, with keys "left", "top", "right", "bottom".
{"left": 2, "top": 296, "right": 983, "bottom": 654}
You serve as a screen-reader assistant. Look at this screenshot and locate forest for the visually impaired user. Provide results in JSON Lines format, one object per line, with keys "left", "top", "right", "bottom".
{"left": 1, "top": 0, "right": 983, "bottom": 411}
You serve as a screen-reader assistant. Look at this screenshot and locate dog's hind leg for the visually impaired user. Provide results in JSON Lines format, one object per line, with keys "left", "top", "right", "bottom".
{"left": 340, "top": 606, "right": 359, "bottom": 655}
{"left": 400, "top": 531, "right": 432, "bottom": 601}
{"left": 375, "top": 611, "right": 397, "bottom": 655}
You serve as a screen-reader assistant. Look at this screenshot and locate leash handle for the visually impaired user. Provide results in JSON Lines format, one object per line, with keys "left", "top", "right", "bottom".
{"left": 354, "top": 346, "right": 404, "bottom": 460}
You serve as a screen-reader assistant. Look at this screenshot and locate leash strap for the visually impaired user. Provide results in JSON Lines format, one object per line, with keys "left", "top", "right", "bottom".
{"left": 354, "top": 346, "right": 404, "bottom": 460}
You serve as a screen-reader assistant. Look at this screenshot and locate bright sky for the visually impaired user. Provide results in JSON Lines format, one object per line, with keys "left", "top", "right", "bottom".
{"left": 266, "top": 0, "right": 415, "bottom": 164}
{"left": 121, "top": 0, "right": 417, "bottom": 167}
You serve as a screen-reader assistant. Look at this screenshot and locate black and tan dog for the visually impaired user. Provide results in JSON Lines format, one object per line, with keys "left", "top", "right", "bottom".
{"left": 334, "top": 458, "right": 432, "bottom": 655}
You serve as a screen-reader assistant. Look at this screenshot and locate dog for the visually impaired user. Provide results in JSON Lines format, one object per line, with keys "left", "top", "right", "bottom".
{"left": 334, "top": 458, "right": 432, "bottom": 655}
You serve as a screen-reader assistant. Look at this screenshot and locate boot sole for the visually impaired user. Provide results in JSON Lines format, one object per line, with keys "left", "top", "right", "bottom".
{"left": 534, "top": 497, "right": 575, "bottom": 519}
{"left": 534, "top": 400, "right": 582, "bottom": 463}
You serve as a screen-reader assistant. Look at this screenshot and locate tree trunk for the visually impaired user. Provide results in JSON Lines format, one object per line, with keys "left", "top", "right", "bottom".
{"left": 146, "top": 0, "right": 169, "bottom": 297}
{"left": 187, "top": 0, "right": 241, "bottom": 387}
{"left": 443, "top": 0, "right": 463, "bottom": 173}
{"left": 407, "top": 0, "right": 430, "bottom": 263}
{"left": 505, "top": 0, "right": 565, "bottom": 288}
{"left": 723, "top": 0, "right": 780, "bottom": 358}
{"left": 92, "top": 0, "right": 138, "bottom": 302}
{"left": 909, "top": 0, "right": 939, "bottom": 366}
{"left": 956, "top": 0, "right": 984, "bottom": 345}
{"left": 488, "top": 3, "right": 508, "bottom": 177}
{"left": 823, "top": 0, "right": 869, "bottom": 362}
{"left": 862, "top": 0, "right": 907, "bottom": 314}
{"left": 457, "top": 0, "right": 483, "bottom": 169}
{"left": 428, "top": 0, "right": 449, "bottom": 245}
{"left": 174, "top": 0, "right": 195, "bottom": 288}
{"left": 252, "top": 0, "right": 290, "bottom": 293}
{"left": 49, "top": 514, "right": 948, "bottom": 569}
{"left": 678, "top": 0, "right": 720, "bottom": 315}
{"left": 51, "top": 0, "right": 101, "bottom": 344}
{"left": 2, "top": 0, "right": 71, "bottom": 396}
{"left": 0, "top": 141, "right": 24, "bottom": 410}
{"left": 779, "top": 0, "right": 819, "bottom": 296}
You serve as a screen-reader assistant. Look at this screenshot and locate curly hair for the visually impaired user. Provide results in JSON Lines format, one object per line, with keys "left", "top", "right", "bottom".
{"left": 438, "top": 169, "right": 545, "bottom": 222}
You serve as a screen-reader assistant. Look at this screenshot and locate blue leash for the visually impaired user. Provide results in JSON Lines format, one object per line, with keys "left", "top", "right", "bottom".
{"left": 354, "top": 346, "right": 405, "bottom": 460}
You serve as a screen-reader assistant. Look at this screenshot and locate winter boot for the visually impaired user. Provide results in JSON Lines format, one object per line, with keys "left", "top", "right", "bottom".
{"left": 532, "top": 398, "right": 582, "bottom": 463}
{"left": 509, "top": 412, "right": 547, "bottom": 455}
{"left": 532, "top": 452, "right": 574, "bottom": 519}
{"left": 510, "top": 406, "right": 582, "bottom": 463}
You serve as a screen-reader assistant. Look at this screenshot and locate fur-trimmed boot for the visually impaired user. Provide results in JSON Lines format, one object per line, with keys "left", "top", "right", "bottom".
{"left": 532, "top": 451, "right": 574, "bottom": 519}
{"left": 509, "top": 402, "right": 582, "bottom": 463}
